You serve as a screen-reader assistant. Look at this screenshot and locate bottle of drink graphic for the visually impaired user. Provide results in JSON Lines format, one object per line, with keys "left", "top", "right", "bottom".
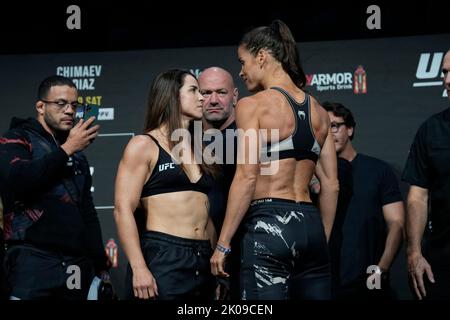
{"left": 354, "top": 65, "right": 367, "bottom": 94}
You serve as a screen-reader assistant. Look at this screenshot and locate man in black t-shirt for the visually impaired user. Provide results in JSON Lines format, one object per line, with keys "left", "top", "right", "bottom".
{"left": 323, "top": 102, "right": 405, "bottom": 299}
{"left": 198, "top": 67, "right": 239, "bottom": 299}
{"left": 402, "top": 50, "right": 450, "bottom": 300}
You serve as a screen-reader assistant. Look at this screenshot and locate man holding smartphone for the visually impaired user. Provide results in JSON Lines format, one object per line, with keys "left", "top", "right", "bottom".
{"left": 0, "top": 75, "right": 109, "bottom": 300}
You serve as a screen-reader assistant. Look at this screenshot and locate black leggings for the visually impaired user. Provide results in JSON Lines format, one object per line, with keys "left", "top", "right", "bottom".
{"left": 240, "top": 198, "right": 331, "bottom": 300}
{"left": 126, "top": 230, "right": 215, "bottom": 300}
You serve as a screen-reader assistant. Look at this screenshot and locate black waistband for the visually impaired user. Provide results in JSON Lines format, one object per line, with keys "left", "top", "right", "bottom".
{"left": 141, "top": 230, "right": 211, "bottom": 248}
{"left": 250, "top": 198, "right": 313, "bottom": 207}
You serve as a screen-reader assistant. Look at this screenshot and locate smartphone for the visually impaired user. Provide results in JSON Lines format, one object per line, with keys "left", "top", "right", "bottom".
{"left": 76, "top": 103, "right": 100, "bottom": 125}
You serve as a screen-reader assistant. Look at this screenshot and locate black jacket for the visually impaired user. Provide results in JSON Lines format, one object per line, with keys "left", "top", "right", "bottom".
{"left": 0, "top": 117, "right": 107, "bottom": 274}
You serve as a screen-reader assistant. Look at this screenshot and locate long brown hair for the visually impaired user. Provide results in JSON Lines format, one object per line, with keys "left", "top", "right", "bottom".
{"left": 143, "top": 69, "right": 218, "bottom": 178}
{"left": 240, "top": 20, "right": 306, "bottom": 89}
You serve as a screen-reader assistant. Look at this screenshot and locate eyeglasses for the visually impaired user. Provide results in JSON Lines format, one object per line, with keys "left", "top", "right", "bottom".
{"left": 41, "top": 99, "right": 79, "bottom": 110}
{"left": 330, "top": 121, "right": 346, "bottom": 133}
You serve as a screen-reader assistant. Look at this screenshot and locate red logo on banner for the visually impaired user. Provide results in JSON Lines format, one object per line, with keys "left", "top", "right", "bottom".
{"left": 105, "top": 238, "right": 118, "bottom": 268}
{"left": 354, "top": 65, "right": 367, "bottom": 94}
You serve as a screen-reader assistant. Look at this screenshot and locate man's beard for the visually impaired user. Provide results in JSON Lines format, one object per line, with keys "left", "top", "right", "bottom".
{"left": 44, "top": 114, "right": 72, "bottom": 142}
{"left": 204, "top": 111, "right": 229, "bottom": 129}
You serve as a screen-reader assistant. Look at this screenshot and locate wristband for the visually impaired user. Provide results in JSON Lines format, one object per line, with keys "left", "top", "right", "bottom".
{"left": 216, "top": 243, "right": 231, "bottom": 255}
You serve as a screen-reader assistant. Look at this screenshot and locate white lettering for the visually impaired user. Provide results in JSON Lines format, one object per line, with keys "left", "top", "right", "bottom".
{"left": 66, "top": 5, "right": 81, "bottom": 30}
{"left": 66, "top": 265, "right": 81, "bottom": 290}
{"left": 366, "top": 5, "right": 381, "bottom": 30}
{"left": 416, "top": 53, "right": 444, "bottom": 79}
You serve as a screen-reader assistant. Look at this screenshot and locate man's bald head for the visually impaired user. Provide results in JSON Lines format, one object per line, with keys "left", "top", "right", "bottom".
{"left": 198, "top": 67, "right": 235, "bottom": 89}
{"left": 443, "top": 50, "right": 450, "bottom": 100}
{"left": 198, "top": 67, "right": 238, "bottom": 129}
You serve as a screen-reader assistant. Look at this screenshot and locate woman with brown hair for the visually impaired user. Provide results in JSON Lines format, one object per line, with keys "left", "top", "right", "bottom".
{"left": 114, "top": 69, "right": 217, "bottom": 300}
{"left": 210, "top": 20, "right": 339, "bottom": 300}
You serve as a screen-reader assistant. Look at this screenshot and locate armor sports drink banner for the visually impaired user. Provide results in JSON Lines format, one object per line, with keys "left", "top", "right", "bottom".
{"left": 0, "top": 33, "right": 449, "bottom": 299}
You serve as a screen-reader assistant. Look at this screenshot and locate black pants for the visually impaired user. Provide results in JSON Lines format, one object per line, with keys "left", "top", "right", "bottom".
{"left": 423, "top": 243, "right": 450, "bottom": 300}
{"left": 4, "top": 244, "right": 94, "bottom": 300}
{"left": 240, "top": 198, "right": 331, "bottom": 300}
{"left": 126, "top": 230, "right": 215, "bottom": 300}
{"left": 334, "top": 274, "right": 392, "bottom": 300}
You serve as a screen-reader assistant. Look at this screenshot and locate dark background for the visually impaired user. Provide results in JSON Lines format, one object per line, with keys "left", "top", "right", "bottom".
{"left": 0, "top": 1, "right": 449, "bottom": 54}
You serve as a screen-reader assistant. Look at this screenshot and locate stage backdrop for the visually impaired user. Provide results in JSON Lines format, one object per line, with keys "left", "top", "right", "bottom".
{"left": 1, "top": 33, "right": 449, "bottom": 299}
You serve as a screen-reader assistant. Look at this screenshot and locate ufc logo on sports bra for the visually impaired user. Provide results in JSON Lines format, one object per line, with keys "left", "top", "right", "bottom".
{"left": 159, "top": 162, "right": 175, "bottom": 172}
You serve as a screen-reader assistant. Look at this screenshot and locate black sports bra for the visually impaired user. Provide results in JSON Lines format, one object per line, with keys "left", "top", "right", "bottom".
{"left": 140, "top": 134, "right": 213, "bottom": 198}
{"left": 260, "top": 87, "right": 321, "bottom": 162}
